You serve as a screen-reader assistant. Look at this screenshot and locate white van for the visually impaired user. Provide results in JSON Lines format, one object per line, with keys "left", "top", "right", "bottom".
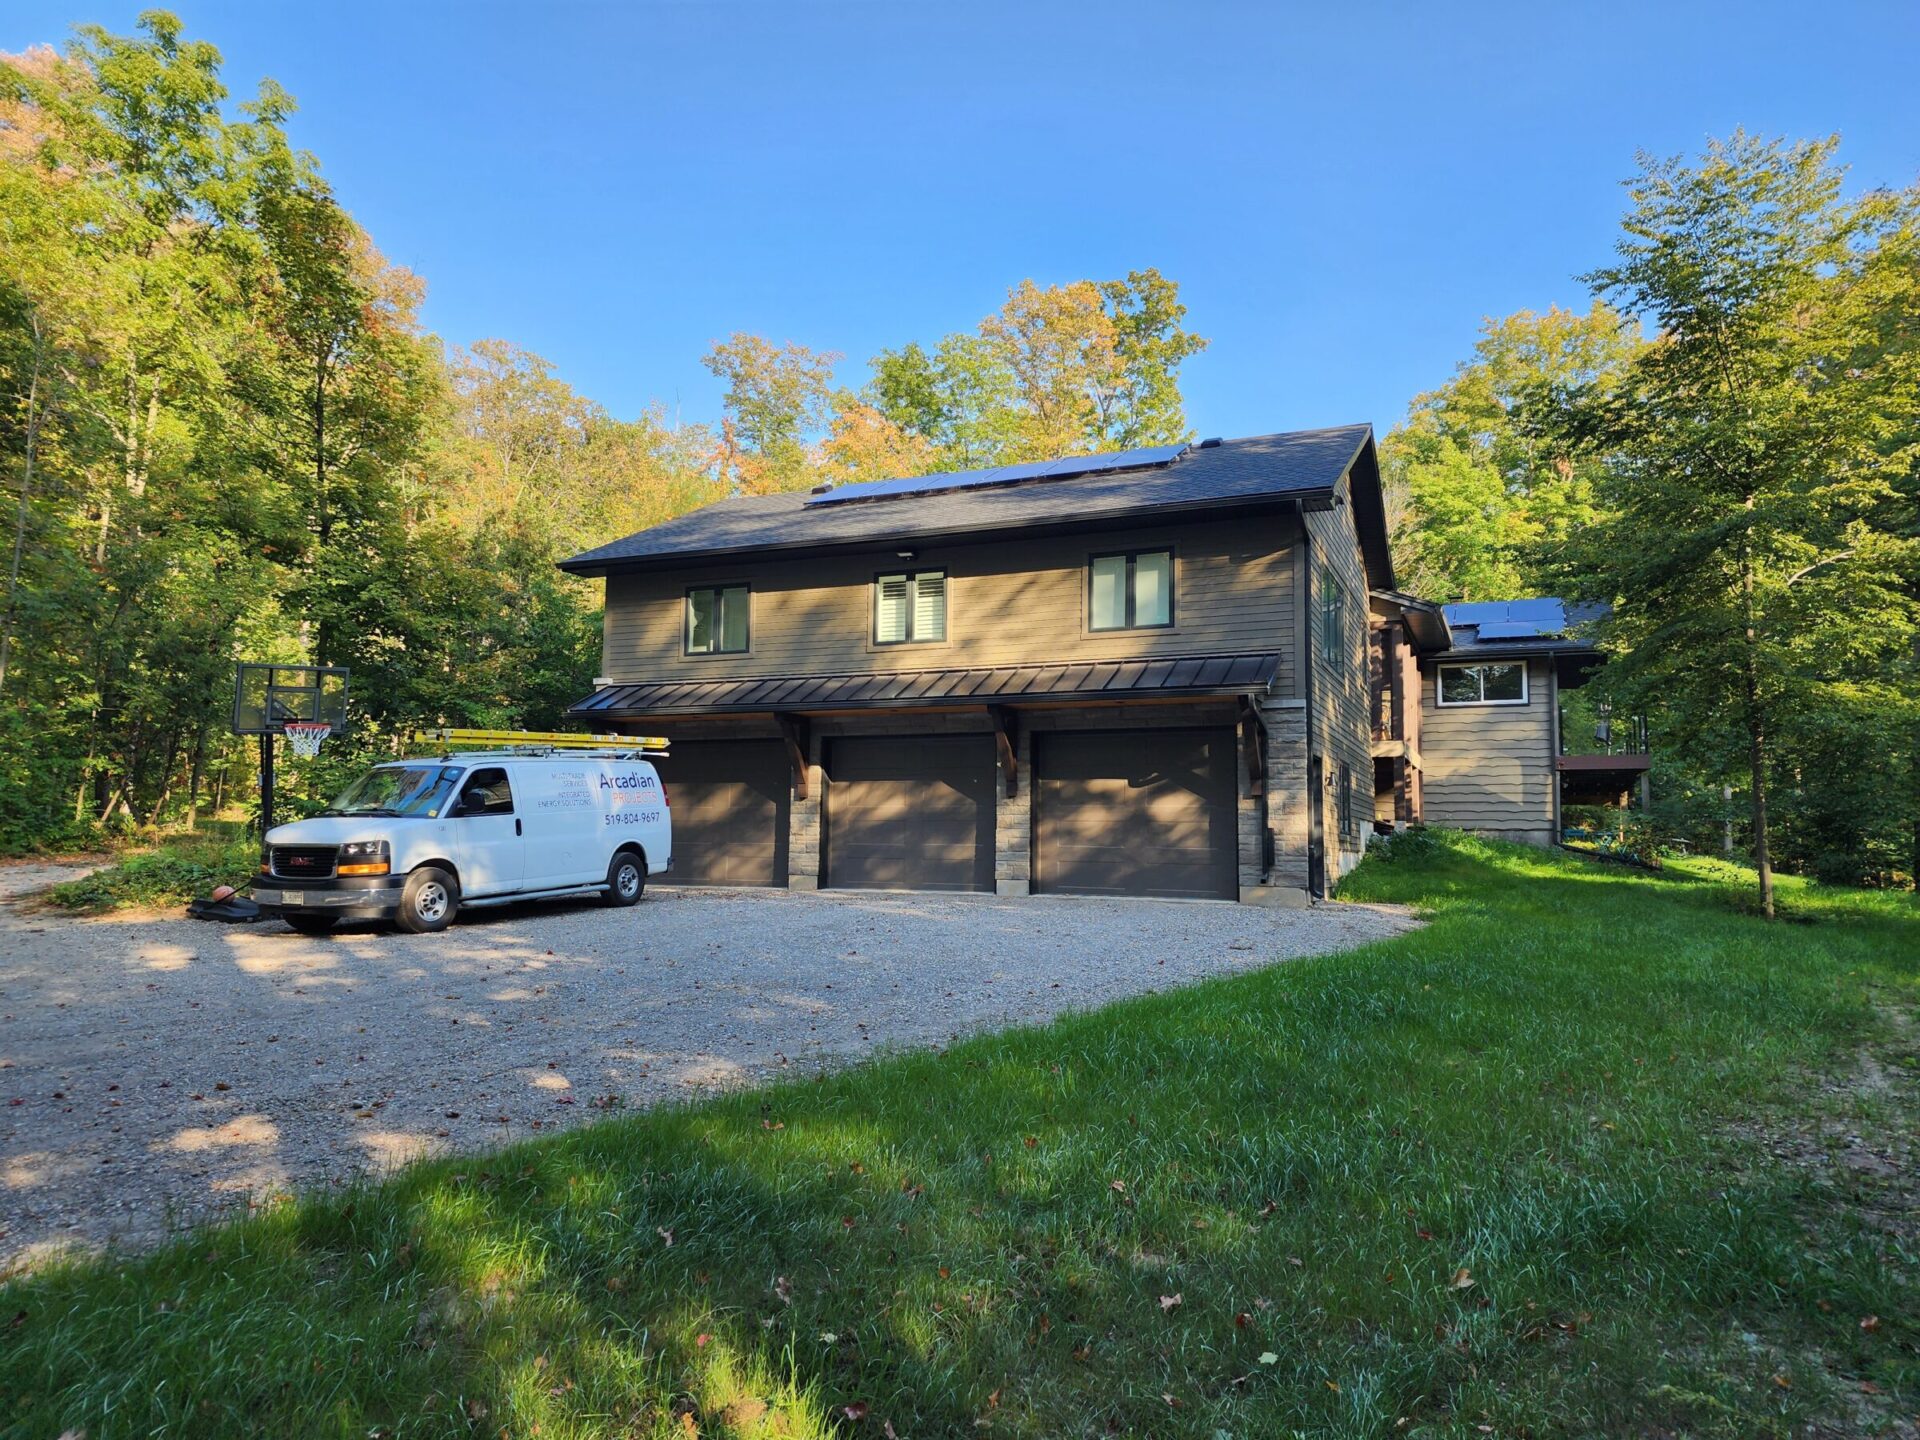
{"left": 253, "top": 749, "right": 671, "bottom": 934}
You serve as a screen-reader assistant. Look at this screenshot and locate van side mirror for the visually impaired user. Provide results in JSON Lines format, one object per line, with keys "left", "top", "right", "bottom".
{"left": 459, "top": 788, "right": 488, "bottom": 814}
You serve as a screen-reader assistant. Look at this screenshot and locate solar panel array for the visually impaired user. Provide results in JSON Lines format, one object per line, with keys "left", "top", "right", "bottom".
{"left": 804, "top": 443, "right": 1191, "bottom": 507}
{"left": 1443, "top": 598, "right": 1571, "bottom": 640}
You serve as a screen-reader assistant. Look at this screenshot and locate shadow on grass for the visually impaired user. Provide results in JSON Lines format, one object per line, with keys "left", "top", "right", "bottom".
{"left": 5, "top": 832, "right": 1916, "bottom": 1438}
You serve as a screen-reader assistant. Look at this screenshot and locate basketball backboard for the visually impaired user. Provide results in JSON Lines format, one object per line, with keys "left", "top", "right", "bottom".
{"left": 233, "top": 663, "right": 350, "bottom": 736}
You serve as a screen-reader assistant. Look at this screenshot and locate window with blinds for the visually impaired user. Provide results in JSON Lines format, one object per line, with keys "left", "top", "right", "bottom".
{"left": 873, "top": 570, "right": 946, "bottom": 645}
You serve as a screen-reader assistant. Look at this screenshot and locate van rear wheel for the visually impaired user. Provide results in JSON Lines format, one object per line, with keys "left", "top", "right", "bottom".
{"left": 603, "top": 850, "right": 645, "bottom": 907}
{"left": 396, "top": 866, "right": 458, "bottom": 933}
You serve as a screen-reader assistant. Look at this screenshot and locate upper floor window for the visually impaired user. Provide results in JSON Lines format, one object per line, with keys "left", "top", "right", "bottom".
{"left": 1318, "top": 566, "right": 1346, "bottom": 655}
{"left": 874, "top": 570, "right": 946, "bottom": 645}
{"left": 685, "top": 584, "right": 749, "bottom": 655}
{"left": 1089, "top": 549, "right": 1173, "bottom": 631}
{"left": 1437, "top": 660, "right": 1528, "bottom": 707}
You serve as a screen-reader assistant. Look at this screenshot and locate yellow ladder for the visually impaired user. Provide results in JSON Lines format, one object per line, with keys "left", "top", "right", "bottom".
{"left": 411, "top": 727, "right": 669, "bottom": 752}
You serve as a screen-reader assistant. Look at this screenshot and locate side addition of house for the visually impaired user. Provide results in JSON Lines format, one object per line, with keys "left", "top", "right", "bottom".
{"left": 1367, "top": 595, "right": 1649, "bottom": 846}
{"left": 560, "top": 427, "right": 1398, "bottom": 903}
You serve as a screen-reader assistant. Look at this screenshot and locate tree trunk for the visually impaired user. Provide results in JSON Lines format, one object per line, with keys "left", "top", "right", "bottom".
{"left": 1746, "top": 707, "right": 1774, "bottom": 919}
{"left": 311, "top": 339, "right": 332, "bottom": 663}
{"left": 1738, "top": 536, "right": 1773, "bottom": 917}
{"left": 185, "top": 725, "right": 206, "bottom": 831}
{"left": 0, "top": 311, "right": 46, "bottom": 697}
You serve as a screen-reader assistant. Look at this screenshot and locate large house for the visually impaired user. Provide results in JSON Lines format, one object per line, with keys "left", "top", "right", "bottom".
{"left": 560, "top": 426, "right": 1647, "bottom": 903}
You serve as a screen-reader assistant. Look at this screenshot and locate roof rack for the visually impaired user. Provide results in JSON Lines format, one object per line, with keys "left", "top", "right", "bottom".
{"left": 409, "top": 727, "right": 669, "bottom": 759}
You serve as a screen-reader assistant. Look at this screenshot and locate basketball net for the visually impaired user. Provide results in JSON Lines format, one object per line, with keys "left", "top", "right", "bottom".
{"left": 282, "top": 721, "right": 332, "bottom": 760}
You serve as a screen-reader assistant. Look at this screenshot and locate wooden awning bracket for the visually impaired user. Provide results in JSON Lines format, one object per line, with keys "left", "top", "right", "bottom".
{"left": 1238, "top": 697, "right": 1268, "bottom": 797}
{"left": 986, "top": 705, "right": 1018, "bottom": 797}
{"left": 773, "top": 712, "right": 811, "bottom": 799}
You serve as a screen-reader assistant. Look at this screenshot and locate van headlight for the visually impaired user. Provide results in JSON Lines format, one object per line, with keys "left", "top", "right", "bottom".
{"left": 337, "top": 839, "right": 391, "bottom": 876}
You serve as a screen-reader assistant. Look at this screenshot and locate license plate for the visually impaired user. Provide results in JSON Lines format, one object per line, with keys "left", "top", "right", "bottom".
{"left": 253, "top": 889, "right": 283, "bottom": 905}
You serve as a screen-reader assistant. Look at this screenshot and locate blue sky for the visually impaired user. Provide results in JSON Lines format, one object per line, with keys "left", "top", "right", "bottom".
{"left": 7, "top": 1, "right": 1920, "bottom": 441}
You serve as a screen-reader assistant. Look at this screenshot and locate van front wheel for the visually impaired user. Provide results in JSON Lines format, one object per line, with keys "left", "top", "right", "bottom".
{"left": 397, "top": 866, "right": 458, "bottom": 933}
{"left": 603, "top": 851, "right": 645, "bottom": 907}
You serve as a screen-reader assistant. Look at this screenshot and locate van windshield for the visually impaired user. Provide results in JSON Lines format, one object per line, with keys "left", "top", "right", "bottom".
{"left": 320, "top": 765, "right": 463, "bottom": 818}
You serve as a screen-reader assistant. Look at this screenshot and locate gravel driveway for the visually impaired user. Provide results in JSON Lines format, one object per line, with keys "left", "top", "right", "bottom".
{"left": 0, "top": 882, "right": 1415, "bottom": 1269}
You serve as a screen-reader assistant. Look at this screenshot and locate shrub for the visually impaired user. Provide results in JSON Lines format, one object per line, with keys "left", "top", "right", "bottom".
{"left": 48, "top": 836, "right": 260, "bottom": 913}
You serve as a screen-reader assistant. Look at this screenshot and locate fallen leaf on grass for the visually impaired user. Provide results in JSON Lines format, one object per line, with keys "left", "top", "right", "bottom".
{"left": 1258, "top": 1351, "right": 1279, "bottom": 1365}
{"left": 842, "top": 1401, "right": 868, "bottom": 1421}
{"left": 656, "top": 1227, "right": 674, "bottom": 1247}
{"left": 1449, "top": 1268, "right": 1475, "bottom": 1291}
{"left": 1158, "top": 1293, "right": 1182, "bottom": 1312}
{"left": 1860, "top": 1314, "right": 1881, "bottom": 1333}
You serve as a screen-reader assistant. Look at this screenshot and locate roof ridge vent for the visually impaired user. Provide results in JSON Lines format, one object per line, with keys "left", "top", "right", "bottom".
{"left": 808, "top": 481, "right": 834, "bottom": 495}
{"left": 1198, "top": 436, "right": 1222, "bottom": 448}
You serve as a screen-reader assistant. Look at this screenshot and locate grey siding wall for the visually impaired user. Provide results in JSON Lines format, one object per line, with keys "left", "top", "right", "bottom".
{"left": 1419, "top": 657, "right": 1556, "bottom": 845}
{"left": 601, "top": 513, "right": 1301, "bottom": 698}
{"left": 1302, "top": 470, "right": 1376, "bottom": 884}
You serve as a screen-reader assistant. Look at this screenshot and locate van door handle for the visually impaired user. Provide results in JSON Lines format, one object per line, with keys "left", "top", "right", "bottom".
{"left": 515, "top": 818, "right": 523, "bottom": 836}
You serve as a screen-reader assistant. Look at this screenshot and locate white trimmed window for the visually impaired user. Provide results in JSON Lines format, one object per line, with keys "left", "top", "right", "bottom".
{"left": 874, "top": 570, "right": 946, "bottom": 645}
{"left": 1436, "top": 661, "right": 1529, "bottom": 706}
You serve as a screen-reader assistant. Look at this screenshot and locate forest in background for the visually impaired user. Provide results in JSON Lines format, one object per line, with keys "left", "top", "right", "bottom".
{"left": 1, "top": 16, "right": 1913, "bottom": 892}
{"left": 0, "top": 14, "right": 1206, "bottom": 851}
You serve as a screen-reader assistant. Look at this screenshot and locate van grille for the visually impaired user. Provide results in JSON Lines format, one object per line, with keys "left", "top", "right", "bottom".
{"left": 271, "top": 845, "right": 338, "bottom": 879}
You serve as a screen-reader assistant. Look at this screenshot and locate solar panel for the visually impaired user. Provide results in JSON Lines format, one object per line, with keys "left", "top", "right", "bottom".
{"left": 805, "top": 443, "right": 1190, "bottom": 506}
{"left": 1474, "top": 621, "right": 1553, "bottom": 640}
{"left": 1444, "top": 598, "right": 1573, "bottom": 639}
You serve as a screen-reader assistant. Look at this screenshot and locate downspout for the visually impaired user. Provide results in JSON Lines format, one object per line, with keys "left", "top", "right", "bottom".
{"left": 1297, "top": 500, "right": 1324, "bottom": 899}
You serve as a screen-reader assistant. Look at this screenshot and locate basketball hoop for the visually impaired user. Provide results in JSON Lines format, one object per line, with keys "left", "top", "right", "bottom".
{"left": 281, "top": 721, "right": 332, "bottom": 760}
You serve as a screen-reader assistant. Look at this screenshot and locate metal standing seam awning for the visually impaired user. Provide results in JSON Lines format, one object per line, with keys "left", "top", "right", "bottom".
{"left": 568, "top": 651, "right": 1282, "bottom": 720}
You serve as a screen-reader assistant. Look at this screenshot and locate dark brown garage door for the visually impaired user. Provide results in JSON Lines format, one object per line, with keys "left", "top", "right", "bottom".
{"left": 1034, "top": 729, "right": 1239, "bottom": 900}
{"left": 653, "top": 739, "right": 789, "bottom": 887}
{"left": 824, "top": 735, "right": 994, "bottom": 892}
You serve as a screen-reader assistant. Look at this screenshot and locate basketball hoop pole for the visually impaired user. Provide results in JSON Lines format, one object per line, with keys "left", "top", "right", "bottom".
{"left": 259, "top": 730, "right": 276, "bottom": 834}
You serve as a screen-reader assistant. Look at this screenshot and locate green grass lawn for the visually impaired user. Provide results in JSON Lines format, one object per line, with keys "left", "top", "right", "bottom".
{"left": 4, "top": 833, "right": 1915, "bottom": 1438}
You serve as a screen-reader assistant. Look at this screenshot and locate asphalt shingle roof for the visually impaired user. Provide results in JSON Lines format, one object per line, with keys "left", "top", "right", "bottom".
{"left": 560, "top": 425, "right": 1377, "bottom": 575}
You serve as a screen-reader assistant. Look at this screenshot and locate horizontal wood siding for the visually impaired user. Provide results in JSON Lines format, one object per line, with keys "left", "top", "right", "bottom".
{"left": 1419, "top": 657, "right": 1555, "bottom": 843}
{"left": 602, "top": 514, "right": 1301, "bottom": 695}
